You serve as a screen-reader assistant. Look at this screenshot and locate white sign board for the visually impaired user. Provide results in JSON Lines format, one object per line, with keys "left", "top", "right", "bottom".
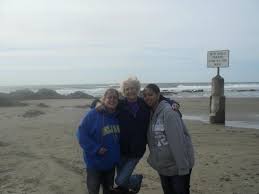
{"left": 207, "top": 50, "right": 229, "bottom": 68}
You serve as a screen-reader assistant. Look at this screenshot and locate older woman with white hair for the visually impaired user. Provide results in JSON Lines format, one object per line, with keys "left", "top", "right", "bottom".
{"left": 110, "top": 76, "right": 149, "bottom": 193}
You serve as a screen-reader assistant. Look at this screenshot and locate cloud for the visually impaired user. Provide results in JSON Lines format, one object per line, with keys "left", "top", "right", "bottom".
{"left": 0, "top": 0, "right": 259, "bottom": 84}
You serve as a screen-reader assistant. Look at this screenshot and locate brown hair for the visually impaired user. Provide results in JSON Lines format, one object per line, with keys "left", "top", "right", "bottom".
{"left": 101, "top": 88, "right": 119, "bottom": 103}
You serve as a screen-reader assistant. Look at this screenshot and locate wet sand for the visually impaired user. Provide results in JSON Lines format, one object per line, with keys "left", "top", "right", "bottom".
{"left": 178, "top": 97, "right": 259, "bottom": 129}
{"left": 0, "top": 98, "right": 259, "bottom": 194}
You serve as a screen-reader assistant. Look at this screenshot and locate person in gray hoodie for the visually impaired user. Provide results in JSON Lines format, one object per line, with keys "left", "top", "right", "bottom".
{"left": 143, "top": 84, "right": 194, "bottom": 194}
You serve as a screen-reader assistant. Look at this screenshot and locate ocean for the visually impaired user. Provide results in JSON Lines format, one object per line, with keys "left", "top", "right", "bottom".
{"left": 1, "top": 82, "right": 259, "bottom": 129}
{"left": 1, "top": 82, "right": 259, "bottom": 98}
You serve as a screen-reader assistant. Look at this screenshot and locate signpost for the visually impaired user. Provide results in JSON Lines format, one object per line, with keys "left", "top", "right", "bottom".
{"left": 207, "top": 50, "right": 229, "bottom": 68}
{"left": 207, "top": 50, "right": 229, "bottom": 124}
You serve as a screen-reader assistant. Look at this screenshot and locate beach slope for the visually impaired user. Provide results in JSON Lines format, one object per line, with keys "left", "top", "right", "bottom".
{"left": 0, "top": 98, "right": 259, "bottom": 194}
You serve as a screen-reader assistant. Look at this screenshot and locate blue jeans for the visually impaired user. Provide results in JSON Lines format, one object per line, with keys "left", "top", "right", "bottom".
{"left": 86, "top": 168, "right": 115, "bottom": 194}
{"left": 159, "top": 170, "right": 192, "bottom": 194}
{"left": 115, "top": 156, "right": 142, "bottom": 191}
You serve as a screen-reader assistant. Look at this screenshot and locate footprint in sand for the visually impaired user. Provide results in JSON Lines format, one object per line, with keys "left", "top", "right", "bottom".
{"left": 21, "top": 110, "right": 45, "bottom": 118}
{"left": 0, "top": 141, "right": 10, "bottom": 147}
{"left": 50, "top": 156, "right": 83, "bottom": 175}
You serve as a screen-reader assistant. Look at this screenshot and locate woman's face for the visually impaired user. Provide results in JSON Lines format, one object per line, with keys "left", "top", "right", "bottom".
{"left": 143, "top": 88, "right": 160, "bottom": 108}
{"left": 124, "top": 84, "right": 138, "bottom": 102}
{"left": 103, "top": 91, "right": 119, "bottom": 112}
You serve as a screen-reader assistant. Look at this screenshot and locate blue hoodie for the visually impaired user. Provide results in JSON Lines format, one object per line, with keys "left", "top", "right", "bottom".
{"left": 77, "top": 108, "right": 120, "bottom": 171}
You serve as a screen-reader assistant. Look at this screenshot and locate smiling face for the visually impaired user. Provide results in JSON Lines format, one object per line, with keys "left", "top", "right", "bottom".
{"left": 124, "top": 83, "right": 138, "bottom": 102}
{"left": 143, "top": 87, "right": 160, "bottom": 109}
{"left": 103, "top": 90, "right": 119, "bottom": 112}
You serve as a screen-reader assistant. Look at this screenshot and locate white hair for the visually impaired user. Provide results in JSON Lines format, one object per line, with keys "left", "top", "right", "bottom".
{"left": 120, "top": 76, "right": 141, "bottom": 96}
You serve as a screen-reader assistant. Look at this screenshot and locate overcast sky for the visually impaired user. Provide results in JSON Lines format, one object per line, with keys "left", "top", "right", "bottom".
{"left": 0, "top": 0, "right": 258, "bottom": 85}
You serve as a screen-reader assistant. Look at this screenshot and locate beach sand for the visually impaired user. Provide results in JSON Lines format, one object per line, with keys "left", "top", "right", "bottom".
{"left": 0, "top": 98, "right": 259, "bottom": 194}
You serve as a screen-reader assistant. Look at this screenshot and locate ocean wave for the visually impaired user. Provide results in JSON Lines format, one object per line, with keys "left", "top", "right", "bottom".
{"left": 1, "top": 83, "right": 259, "bottom": 98}
{"left": 225, "top": 83, "right": 259, "bottom": 88}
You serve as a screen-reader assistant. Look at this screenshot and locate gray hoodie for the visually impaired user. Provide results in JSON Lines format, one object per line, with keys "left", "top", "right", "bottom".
{"left": 147, "top": 100, "right": 194, "bottom": 176}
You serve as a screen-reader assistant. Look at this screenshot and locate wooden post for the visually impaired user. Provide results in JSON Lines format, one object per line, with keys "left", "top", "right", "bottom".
{"left": 209, "top": 68, "right": 225, "bottom": 123}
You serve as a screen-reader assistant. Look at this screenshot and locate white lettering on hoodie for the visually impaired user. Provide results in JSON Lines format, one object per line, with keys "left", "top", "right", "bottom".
{"left": 152, "top": 118, "right": 169, "bottom": 147}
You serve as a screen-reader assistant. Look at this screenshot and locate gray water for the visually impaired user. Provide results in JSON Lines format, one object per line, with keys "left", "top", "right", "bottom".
{"left": 1, "top": 82, "right": 259, "bottom": 98}
{"left": 183, "top": 115, "right": 259, "bottom": 130}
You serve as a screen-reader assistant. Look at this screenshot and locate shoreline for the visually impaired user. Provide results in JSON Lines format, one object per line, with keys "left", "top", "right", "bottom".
{"left": 183, "top": 115, "right": 259, "bottom": 130}
{"left": 175, "top": 97, "right": 259, "bottom": 130}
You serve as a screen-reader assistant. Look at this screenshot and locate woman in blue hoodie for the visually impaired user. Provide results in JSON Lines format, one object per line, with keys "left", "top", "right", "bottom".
{"left": 77, "top": 88, "right": 120, "bottom": 194}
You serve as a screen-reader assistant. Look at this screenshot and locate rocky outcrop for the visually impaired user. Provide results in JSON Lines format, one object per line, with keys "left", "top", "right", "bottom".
{"left": 9, "top": 89, "right": 35, "bottom": 100}
{"left": 35, "top": 88, "right": 63, "bottom": 99}
{"left": 66, "top": 91, "right": 94, "bottom": 99}
{"left": 1, "top": 89, "right": 94, "bottom": 104}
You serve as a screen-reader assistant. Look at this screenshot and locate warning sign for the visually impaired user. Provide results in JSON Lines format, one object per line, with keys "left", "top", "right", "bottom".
{"left": 207, "top": 50, "right": 229, "bottom": 68}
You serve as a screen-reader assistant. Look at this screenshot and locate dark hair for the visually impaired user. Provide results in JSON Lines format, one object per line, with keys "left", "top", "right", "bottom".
{"left": 145, "top": 84, "right": 168, "bottom": 103}
{"left": 145, "top": 84, "right": 160, "bottom": 94}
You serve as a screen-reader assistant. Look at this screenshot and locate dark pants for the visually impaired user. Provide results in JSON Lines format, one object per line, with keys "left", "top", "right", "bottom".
{"left": 87, "top": 168, "right": 115, "bottom": 194}
{"left": 159, "top": 170, "right": 192, "bottom": 194}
